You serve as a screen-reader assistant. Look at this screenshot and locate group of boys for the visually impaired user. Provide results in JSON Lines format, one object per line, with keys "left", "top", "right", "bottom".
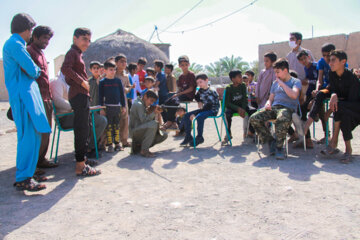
{"left": 3, "top": 12, "right": 360, "bottom": 192}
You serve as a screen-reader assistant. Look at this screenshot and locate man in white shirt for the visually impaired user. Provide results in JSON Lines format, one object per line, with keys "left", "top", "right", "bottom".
{"left": 286, "top": 32, "right": 315, "bottom": 83}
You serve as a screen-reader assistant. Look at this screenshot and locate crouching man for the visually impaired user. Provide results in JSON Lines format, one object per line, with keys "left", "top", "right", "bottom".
{"left": 250, "top": 58, "right": 302, "bottom": 160}
{"left": 129, "top": 90, "right": 168, "bottom": 157}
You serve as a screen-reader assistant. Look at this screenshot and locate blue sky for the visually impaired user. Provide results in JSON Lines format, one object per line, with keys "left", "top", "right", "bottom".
{"left": 0, "top": 0, "right": 359, "bottom": 77}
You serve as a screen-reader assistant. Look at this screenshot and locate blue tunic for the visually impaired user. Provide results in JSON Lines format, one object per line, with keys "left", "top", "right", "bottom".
{"left": 3, "top": 33, "right": 51, "bottom": 182}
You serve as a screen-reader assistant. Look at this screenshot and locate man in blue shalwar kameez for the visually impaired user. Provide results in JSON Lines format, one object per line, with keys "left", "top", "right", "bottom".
{"left": 3, "top": 13, "right": 51, "bottom": 191}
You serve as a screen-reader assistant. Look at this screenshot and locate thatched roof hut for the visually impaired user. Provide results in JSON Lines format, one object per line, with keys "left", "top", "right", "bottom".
{"left": 83, "top": 29, "right": 169, "bottom": 74}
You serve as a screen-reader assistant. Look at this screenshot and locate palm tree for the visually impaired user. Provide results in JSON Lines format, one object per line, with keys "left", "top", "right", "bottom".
{"left": 189, "top": 62, "right": 204, "bottom": 74}
{"left": 220, "top": 55, "right": 249, "bottom": 75}
{"left": 205, "top": 61, "right": 223, "bottom": 77}
{"left": 249, "top": 60, "right": 259, "bottom": 81}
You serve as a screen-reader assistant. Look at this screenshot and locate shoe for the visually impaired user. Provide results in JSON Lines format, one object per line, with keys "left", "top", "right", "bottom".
{"left": 122, "top": 142, "right": 131, "bottom": 148}
{"left": 268, "top": 139, "right": 276, "bottom": 156}
{"left": 275, "top": 147, "right": 285, "bottom": 160}
{"left": 180, "top": 136, "right": 193, "bottom": 146}
{"left": 115, "top": 144, "right": 124, "bottom": 151}
{"left": 194, "top": 136, "right": 204, "bottom": 147}
{"left": 107, "top": 145, "right": 114, "bottom": 153}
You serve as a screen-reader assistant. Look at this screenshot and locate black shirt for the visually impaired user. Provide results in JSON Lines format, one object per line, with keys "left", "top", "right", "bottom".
{"left": 329, "top": 68, "right": 360, "bottom": 102}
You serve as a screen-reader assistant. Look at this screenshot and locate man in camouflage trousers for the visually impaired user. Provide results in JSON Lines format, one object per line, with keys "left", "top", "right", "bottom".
{"left": 250, "top": 58, "right": 301, "bottom": 160}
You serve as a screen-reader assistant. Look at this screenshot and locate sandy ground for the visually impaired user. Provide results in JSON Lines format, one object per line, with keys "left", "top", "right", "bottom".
{"left": 0, "top": 101, "right": 360, "bottom": 240}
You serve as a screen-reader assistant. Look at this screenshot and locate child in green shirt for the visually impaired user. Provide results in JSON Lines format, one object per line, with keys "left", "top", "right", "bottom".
{"left": 224, "top": 70, "right": 256, "bottom": 143}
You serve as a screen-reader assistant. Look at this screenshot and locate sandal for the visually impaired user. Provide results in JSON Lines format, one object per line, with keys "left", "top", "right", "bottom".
{"left": 13, "top": 178, "right": 46, "bottom": 192}
{"left": 340, "top": 153, "right": 353, "bottom": 164}
{"left": 34, "top": 168, "right": 45, "bottom": 176}
{"left": 85, "top": 159, "right": 98, "bottom": 167}
{"left": 76, "top": 165, "right": 101, "bottom": 177}
{"left": 320, "top": 146, "right": 340, "bottom": 156}
{"left": 33, "top": 175, "right": 48, "bottom": 182}
{"left": 122, "top": 142, "right": 131, "bottom": 148}
{"left": 37, "top": 160, "right": 59, "bottom": 169}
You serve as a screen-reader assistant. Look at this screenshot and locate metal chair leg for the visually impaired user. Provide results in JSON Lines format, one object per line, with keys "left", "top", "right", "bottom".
{"left": 50, "top": 122, "right": 57, "bottom": 159}
{"left": 54, "top": 128, "right": 61, "bottom": 164}
{"left": 192, "top": 118, "right": 197, "bottom": 149}
{"left": 222, "top": 116, "right": 232, "bottom": 146}
{"left": 213, "top": 118, "right": 221, "bottom": 142}
{"left": 91, "top": 112, "right": 99, "bottom": 159}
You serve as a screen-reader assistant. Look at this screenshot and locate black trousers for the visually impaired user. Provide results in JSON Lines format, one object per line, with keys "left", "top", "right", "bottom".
{"left": 163, "top": 94, "right": 192, "bottom": 123}
{"left": 225, "top": 106, "right": 256, "bottom": 136}
{"left": 69, "top": 94, "right": 90, "bottom": 162}
{"left": 334, "top": 101, "right": 360, "bottom": 141}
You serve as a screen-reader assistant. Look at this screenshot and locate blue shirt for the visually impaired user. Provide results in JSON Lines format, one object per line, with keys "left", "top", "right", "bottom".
{"left": 2, "top": 33, "right": 50, "bottom": 133}
{"left": 270, "top": 77, "right": 302, "bottom": 111}
{"left": 317, "top": 58, "right": 330, "bottom": 88}
{"left": 304, "top": 62, "right": 318, "bottom": 96}
{"left": 156, "top": 72, "right": 168, "bottom": 97}
{"left": 127, "top": 74, "right": 134, "bottom": 99}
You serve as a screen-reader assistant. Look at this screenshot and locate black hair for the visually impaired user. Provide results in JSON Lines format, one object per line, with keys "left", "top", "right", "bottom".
{"left": 115, "top": 54, "right": 127, "bottom": 62}
{"left": 195, "top": 72, "right": 208, "bottom": 81}
{"left": 273, "top": 58, "right": 289, "bottom": 71}
{"left": 144, "top": 76, "right": 155, "bottom": 83}
{"left": 146, "top": 67, "right": 155, "bottom": 74}
{"left": 165, "top": 63, "right": 174, "bottom": 71}
{"left": 73, "top": 28, "right": 91, "bottom": 38}
{"left": 242, "top": 75, "right": 248, "bottom": 79}
{"left": 144, "top": 90, "right": 158, "bottom": 100}
{"left": 128, "top": 62, "right": 137, "bottom": 72}
{"left": 229, "top": 69, "right": 242, "bottom": 80}
{"left": 178, "top": 55, "right": 190, "bottom": 64}
{"left": 154, "top": 60, "right": 164, "bottom": 69}
{"left": 32, "top": 25, "right": 54, "bottom": 39}
{"left": 330, "top": 49, "right": 347, "bottom": 62}
{"left": 90, "top": 61, "right": 101, "bottom": 68}
{"left": 289, "top": 70, "right": 298, "bottom": 78}
{"left": 137, "top": 57, "right": 147, "bottom": 65}
{"left": 104, "top": 60, "right": 116, "bottom": 69}
{"left": 290, "top": 32, "right": 302, "bottom": 41}
{"left": 176, "top": 107, "right": 186, "bottom": 112}
{"left": 321, "top": 43, "right": 336, "bottom": 53}
{"left": 264, "top": 52, "right": 277, "bottom": 63}
{"left": 296, "top": 50, "right": 309, "bottom": 60}
{"left": 11, "top": 13, "right": 36, "bottom": 34}
{"left": 245, "top": 70, "right": 255, "bottom": 77}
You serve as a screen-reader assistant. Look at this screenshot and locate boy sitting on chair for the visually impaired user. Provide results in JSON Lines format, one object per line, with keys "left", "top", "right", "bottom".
{"left": 250, "top": 58, "right": 302, "bottom": 160}
{"left": 223, "top": 70, "right": 256, "bottom": 144}
{"left": 180, "top": 73, "right": 220, "bottom": 147}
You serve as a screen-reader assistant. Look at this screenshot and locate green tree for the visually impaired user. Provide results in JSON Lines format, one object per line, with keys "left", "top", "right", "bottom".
{"left": 205, "top": 61, "right": 223, "bottom": 77}
{"left": 220, "top": 55, "right": 249, "bottom": 75}
{"left": 189, "top": 62, "right": 204, "bottom": 74}
{"left": 249, "top": 60, "right": 259, "bottom": 81}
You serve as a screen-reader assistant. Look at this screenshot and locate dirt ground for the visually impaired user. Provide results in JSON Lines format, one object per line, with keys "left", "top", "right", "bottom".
{"left": 0, "top": 101, "right": 359, "bottom": 240}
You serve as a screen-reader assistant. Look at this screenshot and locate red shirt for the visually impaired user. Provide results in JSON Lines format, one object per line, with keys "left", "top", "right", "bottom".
{"left": 178, "top": 71, "right": 196, "bottom": 100}
{"left": 27, "top": 43, "right": 52, "bottom": 100}
{"left": 137, "top": 69, "right": 146, "bottom": 90}
{"left": 61, "top": 44, "right": 89, "bottom": 100}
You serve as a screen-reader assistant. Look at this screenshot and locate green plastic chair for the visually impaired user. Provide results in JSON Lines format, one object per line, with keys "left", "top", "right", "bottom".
{"left": 50, "top": 102, "right": 74, "bottom": 163}
{"left": 192, "top": 88, "right": 232, "bottom": 148}
{"left": 50, "top": 103, "right": 102, "bottom": 163}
